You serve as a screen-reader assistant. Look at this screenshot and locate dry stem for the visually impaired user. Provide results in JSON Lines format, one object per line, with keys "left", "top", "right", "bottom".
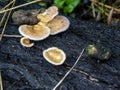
{"left": 0, "top": 72, "right": 3, "bottom": 90}
{"left": 53, "top": 49, "right": 85, "bottom": 90}
{"left": 90, "top": 0, "right": 120, "bottom": 12}
{"left": 0, "top": 0, "right": 16, "bottom": 41}
{"left": 0, "top": 0, "right": 15, "bottom": 26}
{"left": 0, "top": 0, "right": 15, "bottom": 11}
{"left": 0, "top": 11, "right": 8, "bottom": 26}
{"left": 0, "top": 34, "right": 22, "bottom": 38}
{"left": 0, "top": 0, "right": 42, "bottom": 14}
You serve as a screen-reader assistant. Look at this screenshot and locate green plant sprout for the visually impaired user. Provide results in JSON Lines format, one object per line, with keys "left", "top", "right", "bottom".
{"left": 53, "top": 0, "right": 81, "bottom": 15}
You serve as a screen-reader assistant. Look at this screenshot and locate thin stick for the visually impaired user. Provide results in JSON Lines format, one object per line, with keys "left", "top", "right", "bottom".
{"left": 0, "top": 0, "right": 42, "bottom": 14}
{"left": 52, "top": 48, "right": 85, "bottom": 90}
{"left": 0, "top": 34, "right": 22, "bottom": 38}
{"left": 0, "top": 0, "right": 16, "bottom": 41}
{"left": 0, "top": 0, "right": 14, "bottom": 26}
{"left": 0, "top": 0, "right": 15, "bottom": 11}
{"left": 0, "top": 72, "right": 3, "bottom": 90}
{"left": 0, "top": 11, "right": 8, "bottom": 26}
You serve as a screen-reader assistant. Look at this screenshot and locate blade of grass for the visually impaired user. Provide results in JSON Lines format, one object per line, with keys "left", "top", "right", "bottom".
{"left": 0, "top": 0, "right": 42, "bottom": 14}
{"left": 53, "top": 48, "right": 85, "bottom": 90}
{"left": 107, "top": 8, "right": 114, "bottom": 24}
{"left": 0, "top": 0, "right": 16, "bottom": 41}
{"left": 91, "top": 3, "right": 96, "bottom": 18}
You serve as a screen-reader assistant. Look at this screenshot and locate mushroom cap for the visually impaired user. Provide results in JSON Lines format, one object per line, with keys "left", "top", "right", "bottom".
{"left": 37, "top": 6, "right": 58, "bottom": 23}
{"left": 19, "top": 23, "right": 50, "bottom": 41}
{"left": 20, "top": 37, "right": 34, "bottom": 47}
{"left": 47, "top": 15, "right": 70, "bottom": 35}
{"left": 12, "top": 9, "right": 40, "bottom": 25}
{"left": 43, "top": 47, "right": 66, "bottom": 65}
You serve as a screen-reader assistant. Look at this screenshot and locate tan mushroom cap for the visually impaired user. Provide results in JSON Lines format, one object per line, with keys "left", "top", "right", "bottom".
{"left": 37, "top": 6, "right": 58, "bottom": 23}
{"left": 47, "top": 15, "right": 70, "bottom": 35}
{"left": 43, "top": 47, "right": 66, "bottom": 65}
{"left": 20, "top": 37, "right": 34, "bottom": 47}
{"left": 19, "top": 23, "right": 50, "bottom": 41}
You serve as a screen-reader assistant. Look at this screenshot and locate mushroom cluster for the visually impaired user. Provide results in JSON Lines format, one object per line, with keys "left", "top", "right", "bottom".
{"left": 16, "top": 6, "right": 69, "bottom": 65}
{"left": 18, "top": 6, "right": 70, "bottom": 47}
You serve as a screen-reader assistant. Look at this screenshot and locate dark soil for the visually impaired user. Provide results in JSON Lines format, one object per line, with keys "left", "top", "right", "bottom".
{"left": 0, "top": 1, "right": 120, "bottom": 90}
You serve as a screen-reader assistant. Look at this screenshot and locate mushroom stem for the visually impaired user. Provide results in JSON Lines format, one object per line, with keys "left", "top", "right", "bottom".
{"left": 0, "top": 0, "right": 42, "bottom": 14}
{"left": 0, "top": 34, "right": 22, "bottom": 38}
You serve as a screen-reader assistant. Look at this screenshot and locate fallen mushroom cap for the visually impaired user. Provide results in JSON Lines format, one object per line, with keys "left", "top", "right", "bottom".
{"left": 20, "top": 37, "right": 34, "bottom": 47}
{"left": 37, "top": 6, "right": 58, "bottom": 23}
{"left": 47, "top": 15, "right": 70, "bottom": 35}
{"left": 43, "top": 47, "right": 66, "bottom": 65}
{"left": 19, "top": 23, "right": 50, "bottom": 41}
{"left": 12, "top": 9, "right": 40, "bottom": 25}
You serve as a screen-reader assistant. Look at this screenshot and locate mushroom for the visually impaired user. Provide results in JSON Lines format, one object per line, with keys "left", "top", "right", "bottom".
{"left": 43, "top": 47, "right": 66, "bottom": 65}
{"left": 18, "top": 22, "right": 50, "bottom": 41}
{"left": 47, "top": 15, "right": 70, "bottom": 35}
{"left": 12, "top": 9, "right": 40, "bottom": 25}
{"left": 20, "top": 37, "right": 34, "bottom": 47}
{"left": 37, "top": 6, "right": 58, "bottom": 23}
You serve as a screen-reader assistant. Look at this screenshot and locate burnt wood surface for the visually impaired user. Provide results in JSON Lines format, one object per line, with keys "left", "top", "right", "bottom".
{"left": 0, "top": 1, "right": 120, "bottom": 90}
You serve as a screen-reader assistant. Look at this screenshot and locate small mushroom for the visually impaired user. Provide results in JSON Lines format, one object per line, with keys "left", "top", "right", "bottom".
{"left": 37, "top": 6, "right": 58, "bottom": 23}
{"left": 12, "top": 9, "right": 40, "bottom": 25}
{"left": 47, "top": 15, "right": 70, "bottom": 35}
{"left": 20, "top": 37, "right": 34, "bottom": 47}
{"left": 18, "top": 23, "right": 50, "bottom": 41}
{"left": 43, "top": 47, "right": 66, "bottom": 65}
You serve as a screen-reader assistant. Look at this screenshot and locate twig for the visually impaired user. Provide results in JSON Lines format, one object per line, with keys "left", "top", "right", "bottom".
{"left": 0, "top": 0, "right": 42, "bottom": 14}
{"left": 0, "top": 71, "right": 3, "bottom": 90}
{"left": 52, "top": 48, "right": 85, "bottom": 90}
{"left": 0, "top": 34, "right": 22, "bottom": 38}
{"left": 0, "top": 0, "right": 16, "bottom": 41}
{"left": 0, "top": 0, "right": 15, "bottom": 26}
{"left": 0, "top": 11, "right": 8, "bottom": 26}
{"left": 0, "top": 0, "right": 15, "bottom": 11}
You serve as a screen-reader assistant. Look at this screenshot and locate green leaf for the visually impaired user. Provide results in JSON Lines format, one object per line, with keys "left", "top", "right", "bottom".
{"left": 64, "top": 0, "right": 80, "bottom": 13}
{"left": 64, "top": 5, "right": 74, "bottom": 14}
{"left": 53, "top": 0, "right": 81, "bottom": 15}
{"left": 53, "top": 0, "right": 65, "bottom": 8}
{"left": 66, "top": 0, "right": 80, "bottom": 7}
